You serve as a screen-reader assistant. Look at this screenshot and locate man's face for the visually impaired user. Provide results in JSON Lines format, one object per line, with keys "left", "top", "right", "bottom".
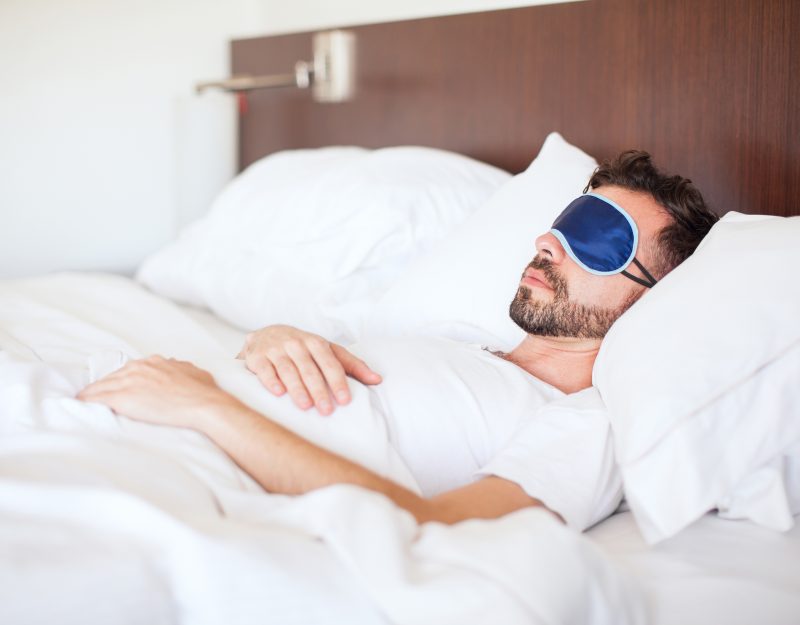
{"left": 509, "top": 186, "right": 671, "bottom": 339}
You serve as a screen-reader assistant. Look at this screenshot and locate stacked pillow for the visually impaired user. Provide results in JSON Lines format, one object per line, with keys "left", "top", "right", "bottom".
{"left": 140, "top": 133, "right": 800, "bottom": 543}
{"left": 593, "top": 212, "right": 800, "bottom": 543}
{"left": 362, "top": 132, "right": 599, "bottom": 349}
{"left": 364, "top": 137, "right": 800, "bottom": 543}
{"left": 137, "top": 146, "right": 510, "bottom": 343}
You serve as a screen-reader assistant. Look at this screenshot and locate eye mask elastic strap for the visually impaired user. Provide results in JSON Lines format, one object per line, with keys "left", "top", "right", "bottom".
{"left": 621, "top": 258, "right": 658, "bottom": 288}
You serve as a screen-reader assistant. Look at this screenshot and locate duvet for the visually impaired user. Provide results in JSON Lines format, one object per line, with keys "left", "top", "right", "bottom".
{"left": 0, "top": 273, "right": 644, "bottom": 625}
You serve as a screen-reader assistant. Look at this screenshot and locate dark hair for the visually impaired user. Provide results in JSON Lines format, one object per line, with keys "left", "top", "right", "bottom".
{"left": 584, "top": 150, "right": 719, "bottom": 279}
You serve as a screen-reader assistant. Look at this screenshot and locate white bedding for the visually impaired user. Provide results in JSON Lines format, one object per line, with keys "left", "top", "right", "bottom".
{"left": 588, "top": 511, "right": 800, "bottom": 625}
{"left": 0, "top": 272, "right": 643, "bottom": 625}
{"left": 178, "top": 302, "right": 248, "bottom": 356}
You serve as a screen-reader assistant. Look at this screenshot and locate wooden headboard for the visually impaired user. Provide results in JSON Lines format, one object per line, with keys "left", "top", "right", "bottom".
{"left": 231, "top": 0, "right": 799, "bottom": 217}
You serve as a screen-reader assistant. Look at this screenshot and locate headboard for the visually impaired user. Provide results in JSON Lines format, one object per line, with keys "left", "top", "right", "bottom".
{"left": 231, "top": 0, "right": 799, "bottom": 217}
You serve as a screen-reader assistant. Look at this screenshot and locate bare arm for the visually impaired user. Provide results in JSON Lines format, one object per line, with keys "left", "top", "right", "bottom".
{"left": 197, "top": 395, "right": 545, "bottom": 523}
{"left": 78, "top": 357, "right": 553, "bottom": 525}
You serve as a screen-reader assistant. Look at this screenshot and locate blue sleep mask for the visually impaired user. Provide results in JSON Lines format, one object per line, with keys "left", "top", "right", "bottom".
{"left": 550, "top": 193, "right": 658, "bottom": 288}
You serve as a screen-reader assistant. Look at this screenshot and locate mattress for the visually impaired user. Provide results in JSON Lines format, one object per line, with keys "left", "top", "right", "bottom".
{"left": 588, "top": 510, "right": 800, "bottom": 625}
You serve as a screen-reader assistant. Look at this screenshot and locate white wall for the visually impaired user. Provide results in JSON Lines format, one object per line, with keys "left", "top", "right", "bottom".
{"left": 0, "top": 0, "right": 574, "bottom": 279}
{"left": 0, "top": 0, "right": 260, "bottom": 278}
{"left": 256, "top": 0, "right": 580, "bottom": 35}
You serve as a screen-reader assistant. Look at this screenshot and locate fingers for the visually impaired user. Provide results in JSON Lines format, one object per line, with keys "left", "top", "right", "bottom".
{"left": 78, "top": 355, "right": 199, "bottom": 401}
{"left": 284, "top": 340, "right": 334, "bottom": 415}
{"left": 245, "top": 355, "right": 286, "bottom": 396}
{"left": 78, "top": 378, "right": 119, "bottom": 401}
{"left": 306, "top": 338, "right": 352, "bottom": 405}
{"left": 238, "top": 326, "right": 379, "bottom": 415}
{"left": 271, "top": 352, "right": 315, "bottom": 412}
{"left": 332, "top": 344, "right": 382, "bottom": 386}
{"left": 77, "top": 372, "right": 131, "bottom": 411}
{"left": 79, "top": 361, "right": 138, "bottom": 398}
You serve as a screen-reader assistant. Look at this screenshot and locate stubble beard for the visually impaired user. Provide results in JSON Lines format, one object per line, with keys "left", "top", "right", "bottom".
{"left": 509, "top": 258, "right": 639, "bottom": 339}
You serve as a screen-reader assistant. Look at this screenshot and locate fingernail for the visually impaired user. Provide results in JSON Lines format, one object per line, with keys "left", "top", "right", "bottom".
{"left": 319, "top": 400, "right": 332, "bottom": 413}
{"left": 335, "top": 390, "right": 349, "bottom": 403}
{"left": 271, "top": 384, "right": 283, "bottom": 394}
{"left": 299, "top": 398, "right": 312, "bottom": 409}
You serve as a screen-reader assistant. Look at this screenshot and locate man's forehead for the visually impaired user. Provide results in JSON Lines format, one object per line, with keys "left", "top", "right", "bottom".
{"left": 590, "top": 186, "right": 669, "bottom": 231}
{"left": 590, "top": 185, "right": 659, "bottom": 214}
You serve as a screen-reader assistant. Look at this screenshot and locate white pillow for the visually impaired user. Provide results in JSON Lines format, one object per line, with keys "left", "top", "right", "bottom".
{"left": 136, "top": 146, "right": 509, "bottom": 343}
{"left": 594, "top": 212, "right": 800, "bottom": 543}
{"left": 362, "top": 133, "right": 598, "bottom": 349}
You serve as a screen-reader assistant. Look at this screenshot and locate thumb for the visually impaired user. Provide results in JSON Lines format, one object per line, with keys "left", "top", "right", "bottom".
{"left": 332, "top": 344, "right": 382, "bottom": 385}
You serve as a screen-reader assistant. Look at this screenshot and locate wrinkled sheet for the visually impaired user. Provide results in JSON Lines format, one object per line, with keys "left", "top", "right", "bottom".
{"left": 589, "top": 510, "right": 800, "bottom": 625}
{"left": 0, "top": 273, "right": 646, "bottom": 625}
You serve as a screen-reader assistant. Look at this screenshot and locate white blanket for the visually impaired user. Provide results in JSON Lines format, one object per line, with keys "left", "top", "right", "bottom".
{"left": 0, "top": 273, "right": 646, "bottom": 625}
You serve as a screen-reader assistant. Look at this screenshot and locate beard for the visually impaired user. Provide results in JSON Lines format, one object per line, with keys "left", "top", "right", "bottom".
{"left": 509, "top": 257, "right": 639, "bottom": 339}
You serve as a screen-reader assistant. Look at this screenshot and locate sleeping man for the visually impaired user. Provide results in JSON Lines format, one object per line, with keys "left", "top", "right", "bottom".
{"left": 79, "top": 151, "right": 718, "bottom": 531}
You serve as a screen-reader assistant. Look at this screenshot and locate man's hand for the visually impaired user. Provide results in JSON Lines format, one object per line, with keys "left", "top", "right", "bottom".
{"left": 77, "top": 356, "right": 240, "bottom": 429}
{"left": 79, "top": 356, "right": 552, "bottom": 528}
{"left": 237, "top": 325, "right": 382, "bottom": 415}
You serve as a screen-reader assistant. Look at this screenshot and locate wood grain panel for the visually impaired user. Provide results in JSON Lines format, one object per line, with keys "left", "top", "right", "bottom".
{"left": 232, "top": 0, "right": 799, "bottom": 217}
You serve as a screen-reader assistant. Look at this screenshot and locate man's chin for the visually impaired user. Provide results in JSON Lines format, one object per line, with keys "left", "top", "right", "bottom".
{"left": 508, "top": 295, "right": 617, "bottom": 340}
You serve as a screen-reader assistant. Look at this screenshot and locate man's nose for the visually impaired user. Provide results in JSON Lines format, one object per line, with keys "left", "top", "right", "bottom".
{"left": 534, "top": 231, "right": 566, "bottom": 264}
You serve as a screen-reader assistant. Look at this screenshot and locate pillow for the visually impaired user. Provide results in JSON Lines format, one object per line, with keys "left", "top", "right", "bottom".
{"left": 593, "top": 212, "right": 800, "bottom": 543}
{"left": 362, "top": 133, "right": 598, "bottom": 350}
{"left": 136, "top": 146, "right": 509, "bottom": 343}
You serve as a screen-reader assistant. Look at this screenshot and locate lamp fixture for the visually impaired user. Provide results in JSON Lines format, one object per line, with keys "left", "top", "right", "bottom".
{"left": 195, "top": 30, "right": 356, "bottom": 103}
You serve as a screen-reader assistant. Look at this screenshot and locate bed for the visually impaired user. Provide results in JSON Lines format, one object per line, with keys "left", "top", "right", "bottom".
{"left": 2, "top": 1, "right": 799, "bottom": 624}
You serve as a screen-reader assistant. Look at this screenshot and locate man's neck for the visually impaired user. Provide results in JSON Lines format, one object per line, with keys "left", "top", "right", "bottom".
{"left": 504, "top": 334, "right": 601, "bottom": 394}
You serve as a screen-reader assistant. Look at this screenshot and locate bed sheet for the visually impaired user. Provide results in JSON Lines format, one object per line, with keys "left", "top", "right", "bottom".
{"left": 0, "top": 272, "right": 643, "bottom": 625}
{"left": 588, "top": 510, "right": 800, "bottom": 625}
{"left": 180, "top": 298, "right": 800, "bottom": 625}
{"left": 177, "top": 302, "right": 248, "bottom": 357}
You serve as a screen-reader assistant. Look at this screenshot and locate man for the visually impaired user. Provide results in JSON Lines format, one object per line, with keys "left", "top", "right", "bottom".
{"left": 79, "top": 151, "right": 718, "bottom": 530}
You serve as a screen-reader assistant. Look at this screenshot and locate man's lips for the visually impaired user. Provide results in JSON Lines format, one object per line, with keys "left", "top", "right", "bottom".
{"left": 522, "top": 268, "right": 552, "bottom": 290}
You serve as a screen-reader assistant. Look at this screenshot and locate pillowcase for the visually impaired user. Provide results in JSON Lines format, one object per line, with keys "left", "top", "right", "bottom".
{"left": 362, "top": 133, "right": 599, "bottom": 349}
{"left": 593, "top": 212, "right": 800, "bottom": 543}
{"left": 136, "top": 146, "right": 510, "bottom": 343}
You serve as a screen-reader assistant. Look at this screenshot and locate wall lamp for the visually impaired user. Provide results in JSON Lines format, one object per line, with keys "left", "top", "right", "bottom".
{"left": 195, "top": 30, "right": 356, "bottom": 103}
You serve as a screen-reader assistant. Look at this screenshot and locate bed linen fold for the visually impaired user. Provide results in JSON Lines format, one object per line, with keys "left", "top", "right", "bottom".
{"left": 0, "top": 273, "right": 646, "bottom": 625}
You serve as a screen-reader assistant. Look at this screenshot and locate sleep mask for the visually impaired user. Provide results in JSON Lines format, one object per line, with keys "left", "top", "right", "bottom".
{"left": 550, "top": 193, "right": 658, "bottom": 288}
